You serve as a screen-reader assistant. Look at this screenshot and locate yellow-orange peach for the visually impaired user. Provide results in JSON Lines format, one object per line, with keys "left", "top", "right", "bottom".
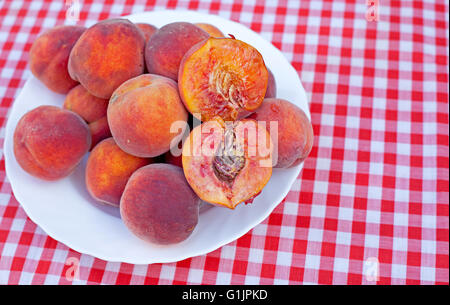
{"left": 68, "top": 18, "right": 145, "bottom": 99}
{"left": 195, "top": 23, "right": 224, "bottom": 37}
{"left": 249, "top": 98, "right": 314, "bottom": 168}
{"left": 13, "top": 106, "right": 91, "bottom": 180}
{"left": 89, "top": 116, "right": 112, "bottom": 150}
{"left": 29, "top": 25, "right": 85, "bottom": 94}
{"left": 107, "top": 74, "right": 188, "bottom": 157}
{"left": 63, "top": 85, "right": 108, "bottom": 123}
{"left": 85, "top": 137, "right": 152, "bottom": 206}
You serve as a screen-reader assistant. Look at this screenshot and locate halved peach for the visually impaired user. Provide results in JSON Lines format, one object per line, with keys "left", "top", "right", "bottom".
{"left": 182, "top": 117, "right": 272, "bottom": 209}
{"left": 178, "top": 37, "right": 268, "bottom": 122}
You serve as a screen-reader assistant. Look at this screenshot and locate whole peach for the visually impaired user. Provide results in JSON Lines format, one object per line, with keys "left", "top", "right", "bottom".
{"left": 29, "top": 25, "right": 86, "bottom": 93}
{"left": 249, "top": 98, "right": 314, "bottom": 168}
{"left": 13, "top": 106, "right": 91, "bottom": 180}
{"left": 145, "top": 22, "right": 209, "bottom": 81}
{"left": 107, "top": 74, "right": 188, "bottom": 158}
{"left": 120, "top": 163, "right": 200, "bottom": 244}
{"left": 86, "top": 137, "right": 151, "bottom": 206}
{"left": 68, "top": 18, "right": 145, "bottom": 99}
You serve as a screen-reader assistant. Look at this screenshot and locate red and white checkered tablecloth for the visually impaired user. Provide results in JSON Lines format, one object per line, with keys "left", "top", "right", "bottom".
{"left": 0, "top": 0, "right": 448, "bottom": 285}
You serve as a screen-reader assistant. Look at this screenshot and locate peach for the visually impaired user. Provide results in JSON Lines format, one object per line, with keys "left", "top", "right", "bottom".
{"left": 120, "top": 163, "right": 200, "bottom": 244}
{"left": 85, "top": 137, "right": 151, "bottom": 206}
{"left": 107, "top": 74, "right": 188, "bottom": 157}
{"left": 89, "top": 116, "right": 112, "bottom": 150}
{"left": 136, "top": 23, "right": 157, "bottom": 43}
{"left": 249, "top": 98, "right": 314, "bottom": 168}
{"left": 164, "top": 151, "right": 183, "bottom": 167}
{"left": 195, "top": 23, "right": 224, "bottom": 37}
{"left": 63, "top": 85, "right": 108, "bottom": 123}
{"left": 13, "top": 105, "right": 91, "bottom": 180}
{"left": 182, "top": 117, "right": 272, "bottom": 209}
{"left": 265, "top": 69, "right": 277, "bottom": 98}
{"left": 145, "top": 22, "right": 209, "bottom": 81}
{"left": 179, "top": 37, "right": 268, "bottom": 121}
{"left": 29, "top": 25, "right": 85, "bottom": 94}
{"left": 68, "top": 18, "right": 145, "bottom": 99}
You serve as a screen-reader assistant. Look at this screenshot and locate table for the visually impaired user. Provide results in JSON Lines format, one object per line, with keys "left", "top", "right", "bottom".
{"left": 0, "top": 0, "right": 448, "bottom": 285}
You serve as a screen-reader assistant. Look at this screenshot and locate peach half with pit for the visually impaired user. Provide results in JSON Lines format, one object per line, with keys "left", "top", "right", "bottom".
{"left": 178, "top": 37, "right": 268, "bottom": 122}
{"left": 182, "top": 117, "right": 272, "bottom": 209}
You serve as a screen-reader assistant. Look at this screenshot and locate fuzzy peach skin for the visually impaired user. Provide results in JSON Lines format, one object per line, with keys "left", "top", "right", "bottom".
{"left": 249, "top": 98, "right": 314, "bottom": 168}
{"left": 265, "top": 68, "right": 277, "bottom": 98}
{"left": 145, "top": 22, "right": 209, "bottom": 81}
{"left": 89, "top": 116, "right": 112, "bottom": 150}
{"left": 195, "top": 23, "right": 224, "bottom": 37}
{"left": 182, "top": 117, "right": 272, "bottom": 209}
{"left": 164, "top": 150, "right": 183, "bottom": 167}
{"left": 120, "top": 163, "right": 200, "bottom": 244}
{"left": 136, "top": 23, "right": 158, "bottom": 43}
{"left": 178, "top": 37, "right": 268, "bottom": 122}
{"left": 107, "top": 74, "right": 188, "bottom": 158}
{"left": 29, "top": 25, "right": 86, "bottom": 94}
{"left": 68, "top": 18, "right": 145, "bottom": 99}
{"left": 63, "top": 85, "right": 108, "bottom": 123}
{"left": 13, "top": 105, "right": 91, "bottom": 180}
{"left": 85, "top": 137, "right": 151, "bottom": 207}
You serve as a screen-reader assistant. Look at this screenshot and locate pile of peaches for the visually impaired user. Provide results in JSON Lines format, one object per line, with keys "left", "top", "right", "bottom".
{"left": 13, "top": 18, "right": 313, "bottom": 245}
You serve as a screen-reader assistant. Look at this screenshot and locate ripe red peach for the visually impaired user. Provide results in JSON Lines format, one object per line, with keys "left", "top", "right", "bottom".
{"left": 63, "top": 85, "right": 108, "bottom": 123}
{"left": 164, "top": 151, "right": 183, "bottom": 167}
{"left": 195, "top": 23, "right": 224, "bottom": 37}
{"left": 265, "top": 69, "right": 277, "bottom": 98}
{"left": 178, "top": 37, "right": 268, "bottom": 121}
{"left": 68, "top": 18, "right": 145, "bottom": 99}
{"left": 107, "top": 74, "right": 188, "bottom": 157}
{"left": 136, "top": 23, "right": 158, "bottom": 43}
{"left": 29, "top": 25, "right": 86, "bottom": 94}
{"left": 13, "top": 105, "right": 91, "bottom": 180}
{"left": 182, "top": 117, "right": 272, "bottom": 209}
{"left": 249, "top": 98, "right": 314, "bottom": 168}
{"left": 85, "top": 137, "right": 151, "bottom": 206}
{"left": 145, "top": 22, "right": 209, "bottom": 81}
{"left": 120, "top": 163, "right": 200, "bottom": 244}
{"left": 89, "top": 116, "right": 112, "bottom": 150}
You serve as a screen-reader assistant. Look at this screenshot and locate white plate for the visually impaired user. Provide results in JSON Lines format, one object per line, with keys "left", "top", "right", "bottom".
{"left": 3, "top": 10, "right": 310, "bottom": 264}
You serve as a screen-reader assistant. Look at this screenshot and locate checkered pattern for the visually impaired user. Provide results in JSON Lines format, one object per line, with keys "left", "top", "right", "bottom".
{"left": 0, "top": 0, "right": 448, "bottom": 285}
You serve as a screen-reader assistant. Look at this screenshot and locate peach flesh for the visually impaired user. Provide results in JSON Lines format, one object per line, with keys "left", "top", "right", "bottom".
{"left": 182, "top": 117, "right": 272, "bottom": 209}
{"left": 178, "top": 37, "right": 268, "bottom": 122}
